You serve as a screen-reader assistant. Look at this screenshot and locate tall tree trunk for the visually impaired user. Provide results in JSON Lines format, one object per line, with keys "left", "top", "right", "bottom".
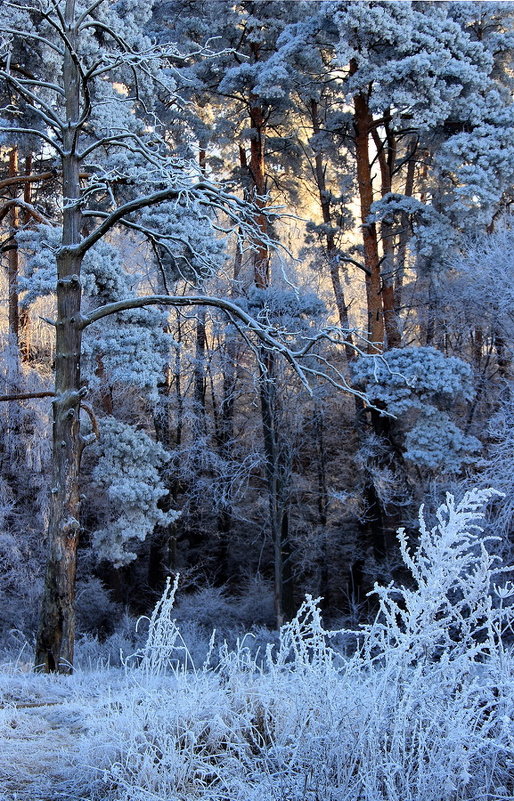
{"left": 259, "top": 354, "right": 294, "bottom": 627}
{"left": 7, "top": 148, "right": 20, "bottom": 348}
{"left": 310, "top": 100, "right": 355, "bottom": 364}
{"left": 395, "top": 142, "right": 417, "bottom": 313}
{"left": 215, "top": 233, "right": 244, "bottom": 585}
{"left": 249, "top": 97, "right": 270, "bottom": 289}
{"left": 245, "top": 86, "right": 294, "bottom": 626}
{"left": 35, "top": 1, "right": 84, "bottom": 672}
{"left": 20, "top": 155, "right": 34, "bottom": 362}
{"left": 194, "top": 308, "right": 207, "bottom": 425}
{"left": 371, "top": 113, "right": 401, "bottom": 350}
{"left": 352, "top": 63, "right": 384, "bottom": 353}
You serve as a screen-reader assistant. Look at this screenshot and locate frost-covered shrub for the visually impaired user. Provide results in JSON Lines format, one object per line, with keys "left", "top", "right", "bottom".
{"left": 85, "top": 489, "right": 514, "bottom": 801}
{"left": 363, "top": 488, "right": 510, "bottom": 664}
{"left": 173, "top": 578, "right": 276, "bottom": 631}
{"left": 353, "top": 347, "right": 480, "bottom": 472}
{"left": 89, "top": 417, "right": 180, "bottom": 567}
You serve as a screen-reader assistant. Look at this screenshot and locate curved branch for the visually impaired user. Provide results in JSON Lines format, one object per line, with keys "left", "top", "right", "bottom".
{"left": 80, "top": 294, "right": 314, "bottom": 391}
{"left": 0, "top": 125, "right": 64, "bottom": 157}
{"left": 0, "top": 198, "right": 52, "bottom": 225}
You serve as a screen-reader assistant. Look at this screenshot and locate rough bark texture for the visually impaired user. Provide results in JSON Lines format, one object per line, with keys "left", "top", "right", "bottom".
{"left": 35, "top": 1, "right": 84, "bottom": 672}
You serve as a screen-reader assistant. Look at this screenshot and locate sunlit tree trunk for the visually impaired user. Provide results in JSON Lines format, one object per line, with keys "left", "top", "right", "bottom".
{"left": 352, "top": 63, "right": 384, "bottom": 353}
{"left": 371, "top": 111, "right": 401, "bottom": 350}
{"left": 310, "top": 100, "right": 355, "bottom": 364}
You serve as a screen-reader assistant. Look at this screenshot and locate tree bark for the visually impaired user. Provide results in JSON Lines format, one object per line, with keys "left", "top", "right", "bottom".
{"left": 310, "top": 100, "right": 355, "bottom": 364}
{"left": 371, "top": 113, "right": 401, "bottom": 350}
{"left": 7, "top": 148, "right": 20, "bottom": 347}
{"left": 351, "top": 61, "right": 384, "bottom": 353}
{"left": 35, "top": 0, "right": 84, "bottom": 672}
{"left": 395, "top": 141, "right": 417, "bottom": 313}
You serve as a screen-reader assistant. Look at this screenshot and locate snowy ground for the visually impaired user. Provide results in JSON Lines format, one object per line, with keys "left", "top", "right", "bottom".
{"left": 0, "top": 665, "right": 121, "bottom": 800}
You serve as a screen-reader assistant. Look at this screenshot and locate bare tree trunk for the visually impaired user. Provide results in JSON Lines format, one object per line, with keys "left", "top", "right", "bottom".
{"left": 259, "top": 353, "right": 294, "bottom": 627}
{"left": 371, "top": 112, "right": 401, "bottom": 350}
{"left": 310, "top": 100, "right": 355, "bottom": 364}
{"left": 352, "top": 62, "right": 384, "bottom": 353}
{"left": 194, "top": 308, "right": 207, "bottom": 425}
{"left": 215, "top": 233, "right": 244, "bottom": 585}
{"left": 249, "top": 97, "right": 270, "bottom": 288}
{"left": 395, "top": 142, "right": 417, "bottom": 313}
{"left": 245, "top": 84, "right": 294, "bottom": 626}
{"left": 35, "top": 1, "right": 84, "bottom": 672}
{"left": 7, "top": 148, "right": 20, "bottom": 348}
{"left": 20, "top": 155, "right": 34, "bottom": 362}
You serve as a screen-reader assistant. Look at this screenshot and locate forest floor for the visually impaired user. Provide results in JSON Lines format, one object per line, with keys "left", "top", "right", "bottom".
{"left": 0, "top": 665, "right": 122, "bottom": 801}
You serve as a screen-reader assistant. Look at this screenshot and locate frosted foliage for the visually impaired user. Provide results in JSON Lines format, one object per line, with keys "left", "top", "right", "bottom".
{"left": 436, "top": 107, "right": 514, "bottom": 229}
{"left": 86, "top": 80, "right": 146, "bottom": 143}
{"left": 404, "top": 410, "right": 480, "bottom": 472}
{"left": 474, "top": 393, "right": 514, "bottom": 544}
{"left": 369, "top": 193, "right": 459, "bottom": 262}
{"left": 353, "top": 347, "right": 478, "bottom": 472}
{"left": 352, "top": 346, "right": 475, "bottom": 414}
{"left": 81, "top": 490, "right": 514, "bottom": 801}
{"left": 139, "top": 201, "right": 227, "bottom": 283}
{"left": 332, "top": 2, "right": 492, "bottom": 130}
{"left": 18, "top": 226, "right": 132, "bottom": 305}
{"left": 445, "top": 224, "right": 514, "bottom": 338}
{"left": 18, "top": 225, "right": 172, "bottom": 394}
{"left": 83, "top": 306, "right": 171, "bottom": 398}
{"left": 90, "top": 417, "right": 179, "bottom": 567}
{"left": 365, "top": 488, "right": 509, "bottom": 663}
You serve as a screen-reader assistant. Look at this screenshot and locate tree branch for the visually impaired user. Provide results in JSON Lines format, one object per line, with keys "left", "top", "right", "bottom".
{"left": 0, "top": 198, "right": 52, "bottom": 225}
{"left": 0, "top": 391, "right": 55, "bottom": 402}
{"left": 80, "top": 294, "right": 316, "bottom": 391}
{"left": 0, "top": 170, "right": 57, "bottom": 191}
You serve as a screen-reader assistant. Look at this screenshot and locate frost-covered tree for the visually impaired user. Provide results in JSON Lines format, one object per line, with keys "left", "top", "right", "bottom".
{"left": 280, "top": 1, "right": 514, "bottom": 351}
{"left": 352, "top": 347, "right": 481, "bottom": 474}
{"left": 89, "top": 417, "right": 179, "bottom": 567}
{"left": 0, "top": 0, "right": 338, "bottom": 672}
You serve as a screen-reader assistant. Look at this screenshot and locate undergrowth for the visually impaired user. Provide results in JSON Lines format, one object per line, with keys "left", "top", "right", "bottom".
{"left": 77, "top": 489, "right": 514, "bottom": 801}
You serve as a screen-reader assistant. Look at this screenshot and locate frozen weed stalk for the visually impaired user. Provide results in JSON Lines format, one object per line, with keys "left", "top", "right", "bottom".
{"left": 363, "top": 487, "right": 513, "bottom": 666}
{"left": 125, "top": 575, "right": 194, "bottom": 680}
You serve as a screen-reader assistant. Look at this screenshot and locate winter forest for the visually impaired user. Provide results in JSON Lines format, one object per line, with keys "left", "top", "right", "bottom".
{"left": 1, "top": 0, "right": 514, "bottom": 798}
